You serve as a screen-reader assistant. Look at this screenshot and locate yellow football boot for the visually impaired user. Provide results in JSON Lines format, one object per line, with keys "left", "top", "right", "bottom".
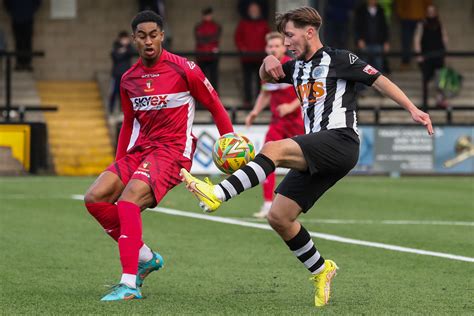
{"left": 180, "top": 168, "right": 222, "bottom": 213}
{"left": 309, "top": 259, "right": 339, "bottom": 307}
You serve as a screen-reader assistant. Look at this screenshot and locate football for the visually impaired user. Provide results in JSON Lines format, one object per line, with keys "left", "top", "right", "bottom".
{"left": 212, "top": 133, "right": 255, "bottom": 174}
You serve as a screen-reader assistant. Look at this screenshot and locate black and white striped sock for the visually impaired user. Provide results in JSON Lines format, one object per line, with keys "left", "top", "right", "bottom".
{"left": 285, "top": 225, "right": 325, "bottom": 274}
{"left": 214, "top": 154, "right": 275, "bottom": 201}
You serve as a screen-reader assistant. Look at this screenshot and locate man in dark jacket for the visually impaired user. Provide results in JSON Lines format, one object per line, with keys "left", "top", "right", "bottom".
{"left": 4, "top": 0, "right": 41, "bottom": 71}
{"left": 354, "top": 0, "right": 390, "bottom": 72}
{"left": 109, "top": 31, "right": 135, "bottom": 114}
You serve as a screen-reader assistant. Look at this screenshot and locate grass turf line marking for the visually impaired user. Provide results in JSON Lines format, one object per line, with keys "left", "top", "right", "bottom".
{"left": 70, "top": 195, "right": 474, "bottom": 263}
{"left": 150, "top": 207, "right": 474, "bottom": 263}
{"left": 238, "top": 217, "right": 474, "bottom": 226}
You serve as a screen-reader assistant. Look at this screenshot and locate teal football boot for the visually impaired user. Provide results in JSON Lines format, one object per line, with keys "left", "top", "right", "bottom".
{"left": 101, "top": 284, "right": 142, "bottom": 301}
{"left": 136, "top": 251, "right": 164, "bottom": 287}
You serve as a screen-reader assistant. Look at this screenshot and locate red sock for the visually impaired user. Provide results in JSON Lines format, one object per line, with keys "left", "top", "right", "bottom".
{"left": 117, "top": 201, "right": 143, "bottom": 275}
{"left": 263, "top": 172, "right": 276, "bottom": 202}
{"left": 85, "top": 202, "right": 120, "bottom": 241}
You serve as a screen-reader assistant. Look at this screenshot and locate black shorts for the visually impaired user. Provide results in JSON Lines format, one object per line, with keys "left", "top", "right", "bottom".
{"left": 275, "top": 128, "right": 360, "bottom": 212}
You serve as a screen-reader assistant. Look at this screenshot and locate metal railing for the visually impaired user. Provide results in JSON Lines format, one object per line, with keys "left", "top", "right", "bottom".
{"left": 0, "top": 50, "right": 58, "bottom": 122}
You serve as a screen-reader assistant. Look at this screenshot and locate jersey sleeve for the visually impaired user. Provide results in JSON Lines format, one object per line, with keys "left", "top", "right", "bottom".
{"left": 115, "top": 85, "right": 134, "bottom": 161}
{"left": 277, "top": 59, "right": 296, "bottom": 84}
{"left": 185, "top": 62, "right": 234, "bottom": 135}
{"left": 334, "top": 50, "right": 381, "bottom": 86}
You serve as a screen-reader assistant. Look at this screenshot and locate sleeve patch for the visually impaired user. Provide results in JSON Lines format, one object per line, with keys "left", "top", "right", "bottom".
{"left": 363, "top": 64, "right": 378, "bottom": 75}
{"left": 203, "top": 77, "right": 214, "bottom": 93}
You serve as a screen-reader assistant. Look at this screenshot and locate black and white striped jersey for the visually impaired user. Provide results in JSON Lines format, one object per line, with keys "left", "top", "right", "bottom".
{"left": 278, "top": 46, "right": 381, "bottom": 134}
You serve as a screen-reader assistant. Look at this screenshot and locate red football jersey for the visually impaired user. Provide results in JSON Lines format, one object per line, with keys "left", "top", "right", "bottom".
{"left": 261, "top": 55, "right": 303, "bottom": 127}
{"left": 117, "top": 49, "right": 233, "bottom": 161}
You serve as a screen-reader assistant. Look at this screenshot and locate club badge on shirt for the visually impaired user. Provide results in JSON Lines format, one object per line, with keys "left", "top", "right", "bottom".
{"left": 144, "top": 79, "right": 155, "bottom": 92}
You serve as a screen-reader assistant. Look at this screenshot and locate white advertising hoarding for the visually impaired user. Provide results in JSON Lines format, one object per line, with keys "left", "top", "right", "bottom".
{"left": 191, "top": 125, "right": 289, "bottom": 175}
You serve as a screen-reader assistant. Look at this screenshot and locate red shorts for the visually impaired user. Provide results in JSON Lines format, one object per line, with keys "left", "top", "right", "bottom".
{"left": 265, "top": 123, "right": 304, "bottom": 143}
{"left": 106, "top": 145, "right": 193, "bottom": 206}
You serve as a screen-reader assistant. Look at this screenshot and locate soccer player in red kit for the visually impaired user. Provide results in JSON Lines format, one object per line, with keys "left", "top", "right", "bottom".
{"left": 245, "top": 32, "right": 304, "bottom": 218}
{"left": 83, "top": 11, "right": 233, "bottom": 301}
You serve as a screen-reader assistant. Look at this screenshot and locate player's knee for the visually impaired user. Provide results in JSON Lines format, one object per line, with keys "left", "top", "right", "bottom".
{"left": 84, "top": 188, "right": 104, "bottom": 204}
{"left": 260, "top": 141, "right": 280, "bottom": 162}
{"left": 267, "top": 210, "right": 291, "bottom": 233}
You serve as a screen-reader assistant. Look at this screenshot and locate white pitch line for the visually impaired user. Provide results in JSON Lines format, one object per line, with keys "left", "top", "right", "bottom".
{"left": 150, "top": 207, "right": 474, "bottom": 263}
{"left": 70, "top": 195, "right": 474, "bottom": 263}
{"left": 238, "top": 217, "right": 474, "bottom": 227}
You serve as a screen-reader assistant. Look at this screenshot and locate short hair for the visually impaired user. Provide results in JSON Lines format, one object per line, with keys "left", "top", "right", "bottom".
{"left": 276, "top": 6, "right": 322, "bottom": 33}
{"left": 202, "top": 7, "right": 213, "bottom": 15}
{"left": 265, "top": 32, "right": 284, "bottom": 43}
{"left": 131, "top": 10, "right": 164, "bottom": 33}
{"left": 118, "top": 30, "right": 129, "bottom": 38}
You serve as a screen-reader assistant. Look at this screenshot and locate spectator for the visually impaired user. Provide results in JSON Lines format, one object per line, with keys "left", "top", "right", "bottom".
{"left": 354, "top": 0, "right": 390, "bottom": 73}
{"left": 194, "top": 7, "right": 221, "bottom": 92}
{"left": 4, "top": 0, "right": 41, "bottom": 71}
{"left": 396, "top": 0, "right": 432, "bottom": 69}
{"left": 323, "top": 0, "right": 355, "bottom": 49}
{"left": 414, "top": 4, "right": 448, "bottom": 110}
{"left": 235, "top": 2, "right": 270, "bottom": 106}
{"left": 109, "top": 31, "right": 134, "bottom": 114}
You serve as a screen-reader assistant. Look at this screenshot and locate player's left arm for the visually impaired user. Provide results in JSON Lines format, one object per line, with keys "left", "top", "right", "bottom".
{"left": 372, "top": 76, "right": 433, "bottom": 135}
{"left": 276, "top": 97, "right": 300, "bottom": 117}
{"left": 185, "top": 62, "right": 233, "bottom": 135}
{"left": 335, "top": 50, "right": 433, "bottom": 135}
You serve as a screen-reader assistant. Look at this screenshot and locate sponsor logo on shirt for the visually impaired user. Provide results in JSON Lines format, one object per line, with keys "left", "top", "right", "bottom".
{"left": 130, "top": 91, "right": 193, "bottom": 111}
{"left": 131, "top": 95, "right": 168, "bottom": 110}
{"left": 296, "top": 81, "right": 325, "bottom": 102}
{"left": 141, "top": 73, "right": 160, "bottom": 78}
{"left": 363, "top": 64, "right": 378, "bottom": 75}
{"left": 187, "top": 61, "right": 196, "bottom": 69}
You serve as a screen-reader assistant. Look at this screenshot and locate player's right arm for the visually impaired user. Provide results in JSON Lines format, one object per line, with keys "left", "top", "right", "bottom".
{"left": 115, "top": 86, "right": 134, "bottom": 161}
{"left": 260, "top": 55, "right": 294, "bottom": 84}
{"left": 245, "top": 90, "right": 271, "bottom": 127}
{"left": 259, "top": 55, "right": 282, "bottom": 83}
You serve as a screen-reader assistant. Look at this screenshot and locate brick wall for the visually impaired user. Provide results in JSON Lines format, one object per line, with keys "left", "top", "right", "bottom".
{"left": 1, "top": 0, "right": 138, "bottom": 80}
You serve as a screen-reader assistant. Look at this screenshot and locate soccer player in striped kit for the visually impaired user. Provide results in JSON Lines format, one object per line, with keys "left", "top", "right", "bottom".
{"left": 182, "top": 7, "right": 433, "bottom": 307}
{"left": 245, "top": 32, "right": 304, "bottom": 218}
{"left": 83, "top": 11, "right": 233, "bottom": 301}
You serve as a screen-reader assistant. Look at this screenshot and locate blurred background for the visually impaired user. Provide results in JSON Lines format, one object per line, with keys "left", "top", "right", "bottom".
{"left": 0, "top": 0, "right": 473, "bottom": 177}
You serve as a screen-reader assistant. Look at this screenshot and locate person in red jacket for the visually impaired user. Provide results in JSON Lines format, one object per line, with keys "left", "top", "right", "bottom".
{"left": 234, "top": 2, "right": 270, "bottom": 106}
{"left": 194, "top": 7, "right": 221, "bottom": 92}
{"left": 83, "top": 11, "right": 233, "bottom": 301}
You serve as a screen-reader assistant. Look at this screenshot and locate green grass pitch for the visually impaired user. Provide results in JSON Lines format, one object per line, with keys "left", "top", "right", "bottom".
{"left": 0, "top": 176, "right": 473, "bottom": 314}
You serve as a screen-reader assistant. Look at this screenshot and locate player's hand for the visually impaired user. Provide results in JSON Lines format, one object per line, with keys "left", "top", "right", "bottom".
{"left": 245, "top": 111, "right": 258, "bottom": 127}
{"left": 276, "top": 103, "right": 291, "bottom": 117}
{"left": 263, "top": 55, "right": 285, "bottom": 81}
{"left": 411, "top": 108, "right": 434, "bottom": 135}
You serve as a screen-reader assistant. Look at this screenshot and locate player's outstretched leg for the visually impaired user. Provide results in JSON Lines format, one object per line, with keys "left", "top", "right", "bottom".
{"left": 84, "top": 172, "right": 163, "bottom": 290}
{"left": 267, "top": 194, "right": 338, "bottom": 307}
{"left": 181, "top": 138, "right": 306, "bottom": 212}
{"left": 100, "top": 179, "right": 156, "bottom": 301}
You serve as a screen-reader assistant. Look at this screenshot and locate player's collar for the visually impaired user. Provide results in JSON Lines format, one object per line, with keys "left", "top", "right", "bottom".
{"left": 302, "top": 46, "right": 326, "bottom": 63}
{"left": 140, "top": 48, "right": 167, "bottom": 69}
